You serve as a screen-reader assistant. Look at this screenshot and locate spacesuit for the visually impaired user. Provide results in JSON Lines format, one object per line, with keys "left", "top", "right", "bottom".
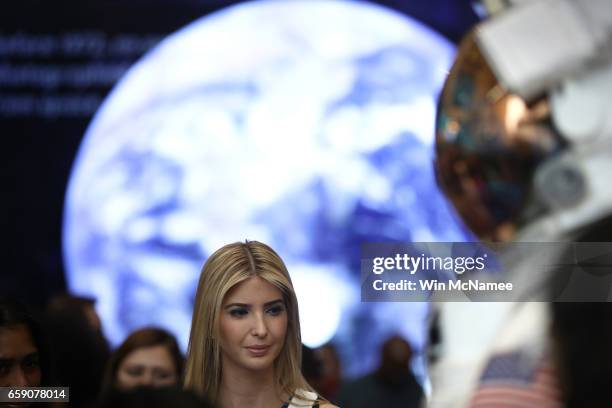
{"left": 428, "top": 0, "right": 612, "bottom": 406}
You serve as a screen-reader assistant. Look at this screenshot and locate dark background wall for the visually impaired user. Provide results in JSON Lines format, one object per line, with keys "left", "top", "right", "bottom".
{"left": 2, "top": 0, "right": 479, "bottom": 308}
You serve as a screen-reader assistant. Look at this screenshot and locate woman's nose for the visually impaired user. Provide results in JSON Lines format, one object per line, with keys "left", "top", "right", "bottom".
{"left": 137, "top": 370, "right": 155, "bottom": 386}
{"left": 251, "top": 313, "right": 268, "bottom": 338}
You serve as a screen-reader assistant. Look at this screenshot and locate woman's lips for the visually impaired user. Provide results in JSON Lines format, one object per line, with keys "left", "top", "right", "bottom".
{"left": 245, "top": 345, "right": 270, "bottom": 356}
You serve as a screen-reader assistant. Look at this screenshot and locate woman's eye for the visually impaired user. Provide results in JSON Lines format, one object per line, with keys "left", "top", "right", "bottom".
{"left": 126, "top": 367, "right": 144, "bottom": 376}
{"left": 22, "top": 354, "right": 40, "bottom": 370}
{"left": 154, "top": 370, "right": 173, "bottom": 380}
{"left": 266, "top": 305, "right": 285, "bottom": 316}
{"left": 0, "top": 361, "right": 10, "bottom": 376}
{"left": 229, "top": 308, "right": 248, "bottom": 317}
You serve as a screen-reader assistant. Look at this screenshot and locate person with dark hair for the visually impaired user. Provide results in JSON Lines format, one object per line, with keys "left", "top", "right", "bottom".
{"left": 314, "top": 343, "right": 342, "bottom": 401}
{"left": 335, "top": 335, "right": 423, "bottom": 408}
{"left": 43, "top": 294, "right": 110, "bottom": 407}
{"left": 301, "top": 345, "right": 324, "bottom": 396}
{"left": 0, "top": 298, "right": 49, "bottom": 388}
{"left": 101, "top": 327, "right": 183, "bottom": 395}
{"left": 46, "top": 294, "right": 104, "bottom": 338}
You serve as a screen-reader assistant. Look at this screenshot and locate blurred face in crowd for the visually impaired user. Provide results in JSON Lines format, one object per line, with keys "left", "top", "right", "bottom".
{"left": 0, "top": 324, "right": 41, "bottom": 387}
{"left": 116, "top": 345, "right": 178, "bottom": 389}
{"left": 219, "top": 276, "right": 288, "bottom": 374}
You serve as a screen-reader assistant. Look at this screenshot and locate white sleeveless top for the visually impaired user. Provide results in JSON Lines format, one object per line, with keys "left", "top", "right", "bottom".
{"left": 286, "top": 390, "right": 319, "bottom": 408}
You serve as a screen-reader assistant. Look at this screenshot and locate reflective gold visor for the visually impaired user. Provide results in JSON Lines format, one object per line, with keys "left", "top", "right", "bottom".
{"left": 435, "top": 30, "right": 564, "bottom": 241}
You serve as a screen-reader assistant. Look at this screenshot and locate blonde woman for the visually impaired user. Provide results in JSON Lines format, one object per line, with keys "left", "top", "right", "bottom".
{"left": 184, "top": 241, "right": 338, "bottom": 408}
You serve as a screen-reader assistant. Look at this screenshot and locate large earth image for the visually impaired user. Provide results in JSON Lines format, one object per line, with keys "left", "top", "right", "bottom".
{"left": 63, "top": 0, "right": 466, "bottom": 376}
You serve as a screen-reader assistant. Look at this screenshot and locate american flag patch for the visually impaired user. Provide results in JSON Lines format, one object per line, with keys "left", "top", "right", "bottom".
{"left": 470, "top": 351, "right": 562, "bottom": 408}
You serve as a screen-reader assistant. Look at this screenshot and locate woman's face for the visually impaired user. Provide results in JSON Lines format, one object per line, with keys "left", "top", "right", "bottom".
{"left": 0, "top": 324, "right": 41, "bottom": 387}
{"left": 219, "top": 276, "right": 288, "bottom": 374}
{"left": 116, "top": 345, "right": 178, "bottom": 389}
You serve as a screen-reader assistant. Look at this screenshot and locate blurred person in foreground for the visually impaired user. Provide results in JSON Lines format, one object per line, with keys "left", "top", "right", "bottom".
{"left": 431, "top": 0, "right": 612, "bottom": 406}
{"left": 335, "top": 335, "right": 423, "bottom": 408}
{"left": 548, "top": 218, "right": 612, "bottom": 408}
{"left": 96, "top": 386, "right": 213, "bottom": 408}
{"left": 100, "top": 327, "right": 183, "bottom": 395}
{"left": 183, "top": 240, "right": 338, "bottom": 408}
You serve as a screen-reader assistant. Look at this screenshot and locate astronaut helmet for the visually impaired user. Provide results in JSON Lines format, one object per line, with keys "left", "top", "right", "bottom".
{"left": 435, "top": 0, "right": 612, "bottom": 242}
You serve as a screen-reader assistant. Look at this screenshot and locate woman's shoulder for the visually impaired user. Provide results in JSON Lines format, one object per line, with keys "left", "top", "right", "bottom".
{"left": 317, "top": 403, "right": 339, "bottom": 408}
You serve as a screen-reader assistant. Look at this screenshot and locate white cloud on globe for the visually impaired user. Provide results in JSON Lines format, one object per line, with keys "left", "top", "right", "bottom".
{"left": 291, "top": 265, "right": 352, "bottom": 348}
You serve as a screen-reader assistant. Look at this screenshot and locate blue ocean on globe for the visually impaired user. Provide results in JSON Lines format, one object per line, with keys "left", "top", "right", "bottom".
{"left": 63, "top": 0, "right": 469, "bottom": 377}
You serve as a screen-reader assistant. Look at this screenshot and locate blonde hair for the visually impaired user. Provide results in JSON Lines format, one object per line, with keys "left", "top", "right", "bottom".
{"left": 184, "top": 241, "right": 316, "bottom": 404}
